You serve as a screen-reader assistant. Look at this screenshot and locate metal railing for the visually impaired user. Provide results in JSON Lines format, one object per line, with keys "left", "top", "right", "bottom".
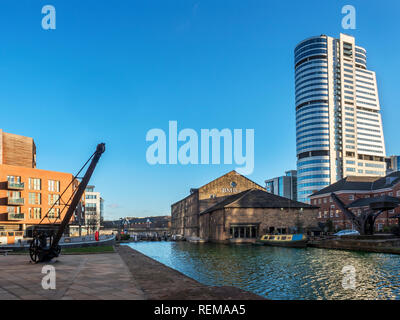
{"left": 7, "top": 181, "right": 24, "bottom": 189}
{"left": 7, "top": 198, "right": 25, "bottom": 205}
{"left": 8, "top": 213, "right": 25, "bottom": 220}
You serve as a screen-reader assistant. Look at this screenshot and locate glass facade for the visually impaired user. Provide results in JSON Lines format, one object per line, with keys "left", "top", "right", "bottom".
{"left": 295, "top": 34, "right": 386, "bottom": 203}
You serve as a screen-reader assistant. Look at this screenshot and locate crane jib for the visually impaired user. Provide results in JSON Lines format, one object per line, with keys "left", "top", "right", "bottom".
{"left": 29, "top": 143, "right": 105, "bottom": 263}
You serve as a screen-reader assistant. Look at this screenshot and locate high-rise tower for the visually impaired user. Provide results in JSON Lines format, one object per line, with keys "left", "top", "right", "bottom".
{"left": 295, "top": 33, "right": 386, "bottom": 203}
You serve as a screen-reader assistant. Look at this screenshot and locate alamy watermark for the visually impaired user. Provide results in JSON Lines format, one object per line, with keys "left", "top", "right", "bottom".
{"left": 41, "top": 265, "right": 56, "bottom": 290}
{"left": 145, "top": 121, "right": 255, "bottom": 175}
{"left": 41, "top": 5, "right": 56, "bottom": 30}
{"left": 342, "top": 5, "right": 356, "bottom": 30}
{"left": 341, "top": 265, "right": 356, "bottom": 290}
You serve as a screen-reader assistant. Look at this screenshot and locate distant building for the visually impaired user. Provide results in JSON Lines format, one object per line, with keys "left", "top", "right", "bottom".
{"left": 386, "top": 156, "right": 400, "bottom": 174}
{"left": 265, "top": 170, "right": 297, "bottom": 201}
{"left": 84, "top": 185, "right": 103, "bottom": 233}
{"left": 309, "top": 172, "right": 400, "bottom": 231}
{"left": 102, "top": 216, "right": 170, "bottom": 234}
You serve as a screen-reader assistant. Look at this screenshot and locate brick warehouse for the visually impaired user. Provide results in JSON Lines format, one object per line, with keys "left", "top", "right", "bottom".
{"left": 0, "top": 130, "right": 78, "bottom": 234}
{"left": 309, "top": 171, "right": 400, "bottom": 231}
{"left": 171, "top": 171, "right": 318, "bottom": 242}
{"left": 199, "top": 189, "right": 318, "bottom": 243}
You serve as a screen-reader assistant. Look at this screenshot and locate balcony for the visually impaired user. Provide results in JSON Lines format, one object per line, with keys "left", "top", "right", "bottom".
{"left": 7, "top": 181, "right": 24, "bottom": 190}
{"left": 7, "top": 197, "right": 24, "bottom": 205}
{"left": 8, "top": 212, "right": 25, "bottom": 220}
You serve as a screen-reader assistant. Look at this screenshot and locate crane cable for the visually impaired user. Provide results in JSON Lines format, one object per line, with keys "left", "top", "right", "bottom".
{"left": 38, "top": 150, "right": 97, "bottom": 225}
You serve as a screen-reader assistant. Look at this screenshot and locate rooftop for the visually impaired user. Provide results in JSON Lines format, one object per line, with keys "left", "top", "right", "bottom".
{"left": 200, "top": 189, "right": 317, "bottom": 215}
{"left": 310, "top": 171, "right": 400, "bottom": 197}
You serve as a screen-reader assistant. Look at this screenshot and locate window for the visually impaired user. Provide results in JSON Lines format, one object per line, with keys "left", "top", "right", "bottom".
{"left": 29, "top": 193, "right": 41, "bottom": 205}
{"left": 48, "top": 180, "right": 60, "bottom": 192}
{"left": 7, "top": 206, "right": 21, "bottom": 213}
{"left": 29, "top": 178, "right": 41, "bottom": 190}
{"left": 318, "top": 212, "right": 322, "bottom": 218}
{"left": 7, "top": 191, "right": 21, "bottom": 198}
{"left": 230, "top": 225, "right": 258, "bottom": 238}
{"left": 349, "top": 195, "right": 354, "bottom": 200}
{"left": 7, "top": 176, "right": 21, "bottom": 183}
{"left": 48, "top": 194, "right": 60, "bottom": 206}
{"left": 48, "top": 208, "right": 60, "bottom": 219}
{"left": 30, "top": 208, "right": 42, "bottom": 219}
{"left": 397, "top": 191, "right": 400, "bottom": 197}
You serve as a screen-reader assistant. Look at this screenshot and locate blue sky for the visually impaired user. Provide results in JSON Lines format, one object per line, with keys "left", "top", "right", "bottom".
{"left": 1, "top": 0, "right": 400, "bottom": 219}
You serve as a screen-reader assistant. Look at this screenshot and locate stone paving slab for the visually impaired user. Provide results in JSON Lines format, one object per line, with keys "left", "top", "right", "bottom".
{"left": 0, "top": 252, "right": 145, "bottom": 300}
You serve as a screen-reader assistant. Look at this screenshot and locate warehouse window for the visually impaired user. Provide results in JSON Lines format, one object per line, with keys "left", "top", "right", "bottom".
{"left": 230, "top": 225, "right": 258, "bottom": 239}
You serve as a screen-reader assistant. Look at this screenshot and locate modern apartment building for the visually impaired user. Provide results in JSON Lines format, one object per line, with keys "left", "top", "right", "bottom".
{"left": 0, "top": 130, "right": 77, "bottom": 234}
{"left": 83, "top": 185, "right": 104, "bottom": 233}
{"left": 265, "top": 170, "right": 297, "bottom": 201}
{"left": 295, "top": 33, "right": 386, "bottom": 203}
{"left": 386, "top": 155, "right": 400, "bottom": 174}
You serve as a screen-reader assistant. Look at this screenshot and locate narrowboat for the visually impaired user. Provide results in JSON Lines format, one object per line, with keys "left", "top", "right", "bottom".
{"left": 0, "top": 231, "right": 24, "bottom": 245}
{"left": 259, "top": 234, "right": 308, "bottom": 248}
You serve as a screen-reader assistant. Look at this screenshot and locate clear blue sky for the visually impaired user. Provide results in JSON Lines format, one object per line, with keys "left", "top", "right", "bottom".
{"left": 1, "top": 0, "right": 399, "bottom": 219}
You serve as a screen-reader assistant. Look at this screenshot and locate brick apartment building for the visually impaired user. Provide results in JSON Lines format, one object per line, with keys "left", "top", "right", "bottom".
{"left": 0, "top": 129, "right": 78, "bottom": 234}
{"left": 309, "top": 172, "right": 400, "bottom": 231}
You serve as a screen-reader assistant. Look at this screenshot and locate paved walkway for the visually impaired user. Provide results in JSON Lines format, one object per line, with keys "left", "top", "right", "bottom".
{"left": 0, "top": 246, "right": 262, "bottom": 300}
{"left": 117, "top": 245, "right": 263, "bottom": 300}
{"left": 0, "top": 253, "right": 145, "bottom": 300}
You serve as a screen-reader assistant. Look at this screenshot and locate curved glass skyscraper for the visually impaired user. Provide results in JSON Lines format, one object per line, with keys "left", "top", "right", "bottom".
{"left": 295, "top": 34, "right": 386, "bottom": 203}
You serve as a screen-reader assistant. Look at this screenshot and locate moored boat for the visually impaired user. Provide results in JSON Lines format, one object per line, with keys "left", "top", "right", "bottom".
{"left": 259, "top": 234, "right": 308, "bottom": 248}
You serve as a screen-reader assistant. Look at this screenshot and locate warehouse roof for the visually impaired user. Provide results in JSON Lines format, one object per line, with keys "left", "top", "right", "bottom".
{"left": 200, "top": 189, "right": 317, "bottom": 215}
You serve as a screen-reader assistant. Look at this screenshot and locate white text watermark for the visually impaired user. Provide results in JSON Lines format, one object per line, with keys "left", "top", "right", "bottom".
{"left": 146, "top": 121, "right": 254, "bottom": 175}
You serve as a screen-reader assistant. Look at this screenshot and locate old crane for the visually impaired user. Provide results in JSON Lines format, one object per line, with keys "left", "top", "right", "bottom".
{"left": 29, "top": 143, "right": 105, "bottom": 263}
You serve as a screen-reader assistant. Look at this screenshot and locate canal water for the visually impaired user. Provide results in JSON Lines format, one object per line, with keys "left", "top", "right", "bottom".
{"left": 127, "top": 242, "right": 400, "bottom": 300}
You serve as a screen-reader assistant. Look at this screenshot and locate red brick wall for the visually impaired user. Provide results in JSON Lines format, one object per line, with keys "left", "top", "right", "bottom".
{"left": 0, "top": 164, "right": 76, "bottom": 230}
{"left": 309, "top": 184, "right": 400, "bottom": 230}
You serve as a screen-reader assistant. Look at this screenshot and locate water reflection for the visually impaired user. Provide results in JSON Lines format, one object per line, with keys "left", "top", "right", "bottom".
{"left": 127, "top": 242, "right": 400, "bottom": 300}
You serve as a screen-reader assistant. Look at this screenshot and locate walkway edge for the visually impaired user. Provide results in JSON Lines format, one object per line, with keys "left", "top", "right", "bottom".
{"left": 116, "top": 245, "right": 264, "bottom": 300}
